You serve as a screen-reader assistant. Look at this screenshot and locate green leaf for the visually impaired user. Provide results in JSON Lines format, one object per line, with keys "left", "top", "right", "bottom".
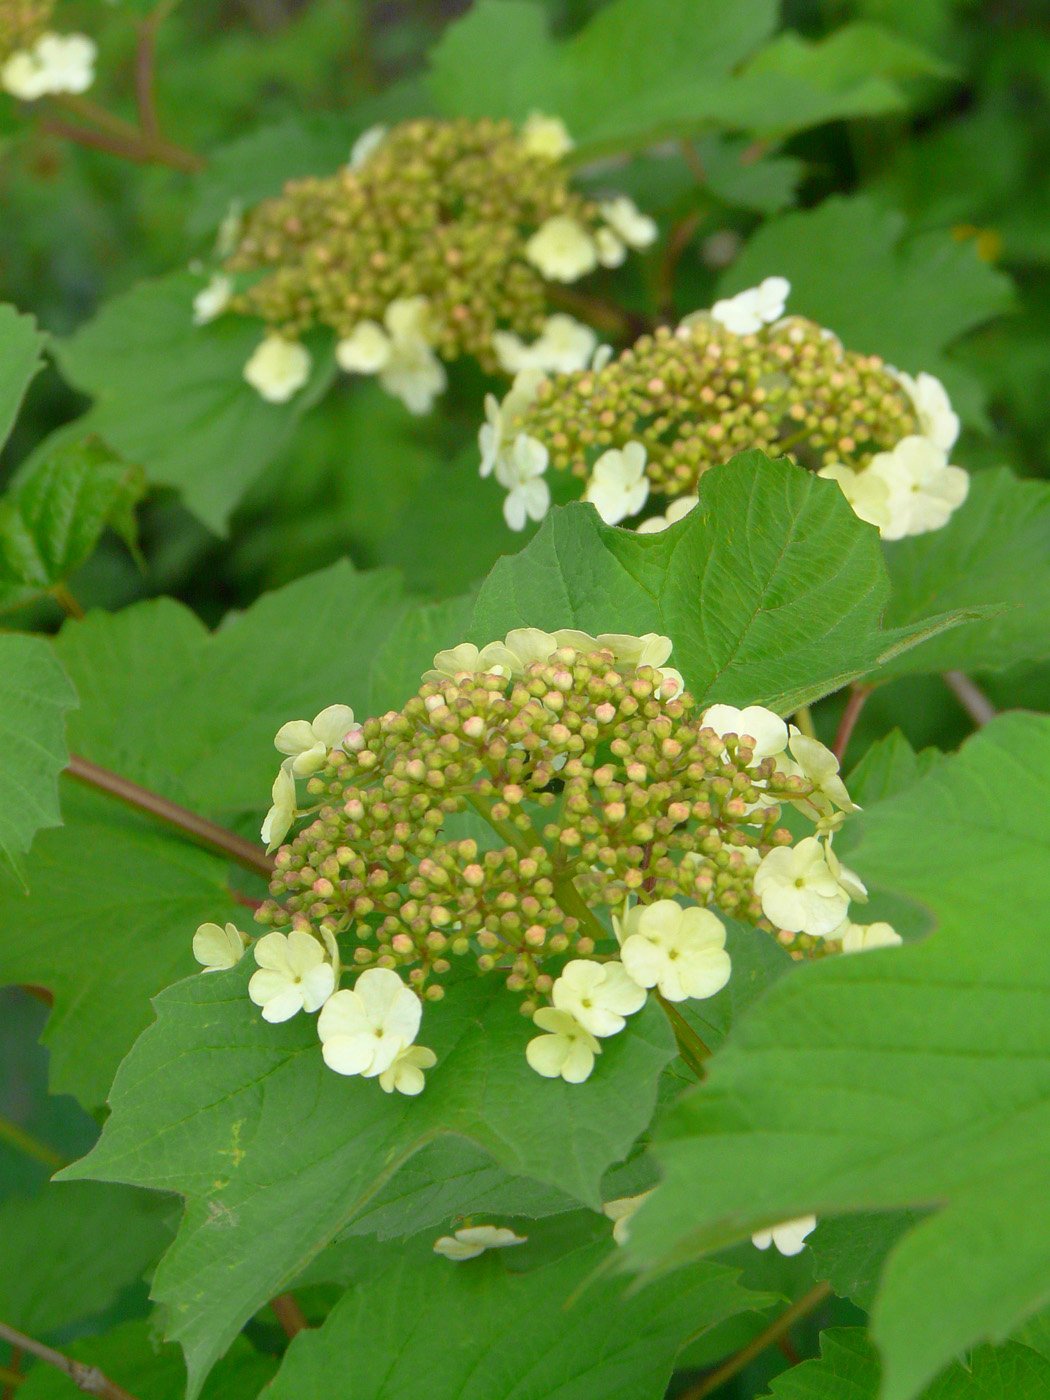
{"left": 0, "top": 303, "right": 46, "bottom": 451}
{"left": 761, "top": 1329, "right": 1050, "bottom": 1400}
{"left": 267, "top": 1235, "right": 760, "bottom": 1400}
{"left": 0, "top": 1181, "right": 171, "bottom": 1336}
{"left": 15, "top": 1320, "right": 275, "bottom": 1400}
{"left": 0, "top": 634, "right": 77, "bottom": 887}
{"left": 845, "top": 731, "right": 944, "bottom": 807}
{"left": 0, "top": 437, "right": 145, "bottom": 612}
{"left": 877, "top": 469, "right": 1050, "bottom": 678}
{"left": 720, "top": 196, "right": 1013, "bottom": 411}
{"left": 626, "top": 715, "right": 1050, "bottom": 1399}
{"left": 470, "top": 454, "right": 979, "bottom": 714}
{"left": 52, "top": 272, "right": 334, "bottom": 534}
{"left": 809, "top": 1212, "right": 924, "bottom": 1311}
{"left": 62, "top": 965, "right": 675, "bottom": 1396}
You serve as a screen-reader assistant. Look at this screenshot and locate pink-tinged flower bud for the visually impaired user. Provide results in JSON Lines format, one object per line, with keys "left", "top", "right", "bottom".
{"left": 462, "top": 715, "right": 486, "bottom": 739}
{"left": 343, "top": 726, "right": 366, "bottom": 750}
{"left": 463, "top": 863, "right": 485, "bottom": 887}
{"left": 595, "top": 702, "right": 617, "bottom": 724}
{"left": 425, "top": 983, "right": 445, "bottom": 1001}
{"left": 524, "top": 925, "right": 546, "bottom": 946}
{"left": 392, "top": 933, "right": 414, "bottom": 955}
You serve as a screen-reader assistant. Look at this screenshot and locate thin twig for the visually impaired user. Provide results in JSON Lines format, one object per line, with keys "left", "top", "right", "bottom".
{"left": 0, "top": 1323, "right": 140, "bottom": 1400}
{"left": 654, "top": 209, "right": 702, "bottom": 319}
{"left": 832, "top": 683, "right": 873, "bottom": 763}
{"left": 0, "top": 1115, "right": 67, "bottom": 1172}
{"left": 0, "top": 1363, "right": 23, "bottom": 1393}
{"left": 678, "top": 1281, "right": 833, "bottom": 1400}
{"left": 50, "top": 583, "right": 85, "bottom": 621}
{"left": 133, "top": 21, "right": 160, "bottom": 139}
{"left": 943, "top": 671, "right": 997, "bottom": 727}
{"left": 37, "top": 118, "right": 202, "bottom": 172}
{"left": 270, "top": 1293, "right": 307, "bottom": 1339}
{"left": 65, "top": 754, "right": 274, "bottom": 880}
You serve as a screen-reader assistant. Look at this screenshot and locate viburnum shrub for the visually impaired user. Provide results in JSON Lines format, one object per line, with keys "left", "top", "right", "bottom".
{"left": 1, "top": 5, "right": 1049, "bottom": 1400}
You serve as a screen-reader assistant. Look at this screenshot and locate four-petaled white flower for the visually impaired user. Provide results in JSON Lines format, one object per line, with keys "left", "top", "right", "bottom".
{"left": 701, "top": 703, "right": 789, "bottom": 761}
{"left": 710, "top": 276, "right": 790, "bottom": 335}
{"left": 192, "top": 274, "right": 232, "bottom": 326}
{"left": 192, "top": 921, "right": 247, "bottom": 972}
{"left": 602, "top": 1190, "right": 656, "bottom": 1245}
{"left": 865, "top": 436, "right": 969, "bottom": 540}
{"left": 552, "top": 959, "right": 647, "bottom": 1037}
{"left": 347, "top": 123, "right": 387, "bottom": 170}
{"left": 336, "top": 296, "right": 447, "bottom": 414}
{"left": 243, "top": 334, "right": 311, "bottom": 403}
{"left": 496, "top": 434, "right": 551, "bottom": 531}
{"left": 599, "top": 195, "right": 658, "bottom": 249}
{"left": 520, "top": 111, "right": 573, "bottom": 160}
{"left": 595, "top": 631, "right": 683, "bottom": 697}
{"left": 595, "top": 227, "right": 627, "bottom": 267}
{"left": 753, "top": 836, "right": 855, "bottom": 938}
{"left": 781, "top": 732, "right": 856, "bottom": 822}
{"left": 635, "top": 495, "right": 698, "bottom": 533}
{"left": 378, "top": 1043, "right": 437, "bottom": 1095}
{"left": 433, "top": 1226, "right": 527, "bottom": 1260}
{"left": 261, "top": 759, "right": 297, "bottom": 850}
{"left": 274, "top": 704, "right": 357, "bottom": 778}
{"left": 894, "top": 369, "right": 959, "bottom": 452}
{"left": 752, "top": 1215, "right": 817, "bottom": 1256}
{"left": 615, "top": 900, "right": 731, "bottom": 1002}
{"left": 248, "top": 930, "right": 336, "bottom": 1023}
{"left": 423, "top": 640, "right": 518, "bottom": 683}
{"left": 317, "top": 967, "right": 422, "bottom": 1077}
{"left": 478, "top": 369, "right": 545, "bottom": 478}
{"left": 492, "top": 314, "right": 597, "bottom": 375}
{"left": 526, "top": 1007, "right": 601, "bottom": 1082}
{"left": 818, "top": 462, "right": 894, "bottom": 534}
{"left": 524, "top": 216, "right": 598, "bottom": 282}
{"left": 2, "top": 32, "right": 96, "bottom": 99}
{"left": 837, "top": 919, "right": 902, "bottom": 953}
{"left": 584, "top": 441, "right": 649, "bottom": 524}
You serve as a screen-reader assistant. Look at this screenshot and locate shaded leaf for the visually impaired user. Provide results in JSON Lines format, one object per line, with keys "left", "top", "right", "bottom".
{"left": 0, "top": 303, "right": 45, "bottom": 451}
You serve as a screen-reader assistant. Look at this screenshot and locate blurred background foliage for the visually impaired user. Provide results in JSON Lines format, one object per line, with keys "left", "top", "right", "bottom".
{"left": 1, "top": 0, "right": 1048, "bottom": 754}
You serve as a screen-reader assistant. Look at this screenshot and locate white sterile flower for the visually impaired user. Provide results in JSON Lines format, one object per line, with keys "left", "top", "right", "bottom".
{"left": 192, "top": 273, "right": 232, "bottom": 326}
{"left": 379, "top": 328, "right": 446, "bottom": 415}
{"left": 378, "top": 1044, "right": 437, "bottom": 1095}
{"left": 524, "top": 215, "right": 598, "bottom": 283}
{"left": 599, "top": 195, "right": 658, "bottom": 249}
{"left": 348, "top": 123, "right": 387, "bottom": 170}
{"left": 274, "top": 704, "right": 357, "bottom": 778}
{"left": 261, "top": 759, "right": 298, "bottom": 850}
{"left": 2, "top": 32, "right": 96, "bottom": 99}
{"left": 495, "top": 433, "right": 551, "bottom": 531}
{"left": 753, "top": 837, "right": 852, "bottom": 938}
{"left": 243, "top": 334, "right": 311, "bottom": 402}
{"left": 595, "top": 227, "right": 627, "bottom": 268}
{"left": 784, "top": 732, "right": 856, "bottom": 820}
{"left": 552, "top": 960, "right": 647, "bottom": 1038}
{"left": 894, "top": 369, "right": 959, "bottom": 452}
{"left": 584, "top": 441, "right": 649, "bottom": 524}
{"left": 192, "top": 921, "right": 247, "bottom": 972}
{"left": 615, "top": 900, "right": 731, "bottom": 1002}
{"left": 837, "top": 920, "right": 902, "bottom": 953}
{"left": 526, "top": 1008, "right": 601, "bottom": 1082}
{"left": 334, "top": 320, "right": 391, "bottom": 373}
{"left": 520, "top": 110, "right": 573, "bottom": 159}
{"left": 215, "top": 200, "right": 243, "bottom": 259}
{"left": 478, "top": 370, "right": 545, "bottom": 477}
{"left": 752, "top": 1216, "right": 817, "bottom": 1256}
{"left": 493, "top": 314, "right": 597, "bottom": 376}
{"left": 818, "top": 462, "right": 894, "bottom": 534}
{"left": 591, "top": 344, "right": 614, "bottom": 371}
{"left": 635, "top": 495, "right": 699, "bottom": 533}
{"left": 701, "top": 703, "right": 789, "bottom": 761}
{"left": 603, "top": 1190, "right": 656, "bottom": 1245}
{"left": 248, "top": 930, "right": 336, "bottom": 1023}
{"left": 336, "top": 296, "right": 446, "bottom": 413}
{"left": 867, "top": 436, "right": 969, "bottom": 540}
{"left": 823, "top": 840, "right": 868, "bottom": 904}
{"left": 317, "top": 967, "right": 422, "bottom": 1077}
{"left": 595, "top": 631, "right": 683, "bottom": 697}
{"left": 424, "top": 640, "right": 518, "bottom": 682}
{"left": 710, "top": 276, "right": 790, "bottom": 336}
{"left": 498, "top": 627, "right": 559, "bottom": 674}
{"left": 433, "top": 1226, "right": 527, "bottom": 1261}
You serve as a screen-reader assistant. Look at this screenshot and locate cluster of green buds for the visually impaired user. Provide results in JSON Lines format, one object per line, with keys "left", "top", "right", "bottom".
{"left": 482, "top": 276, "right": 970, "bottom": 541}
{"left": 0, "top": 0, "right": 94, "bottom": 98}
{"left": 190, "top": 629, "right": 882, "bottom": 1095}
{"left": 194, "top": 114, "right": 658, "bottom": 413}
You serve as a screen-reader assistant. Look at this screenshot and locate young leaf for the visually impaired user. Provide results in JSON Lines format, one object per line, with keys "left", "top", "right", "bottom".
{"left": 61, "top": 966, "right": 675, "bottom": 1396}
{"left": 266, "top": 1235, "right": 762, "bottom": 1400}
{"left": 52, "top": 273, "right": 334, "bottom": 534}
{"left": 0, "top": 634, "right": 77, "bottom": 888}
{"left": 626, "top": 715, "right": 1050, "bottom": 1399}
{"left": 0, "top": 303, "right": 46, "bottom": 451}
{"left": 0, "top": 437, "right": 145, "bottom": 613}
{"left": 470, "top": 455, "right": 981, "bottom": 713}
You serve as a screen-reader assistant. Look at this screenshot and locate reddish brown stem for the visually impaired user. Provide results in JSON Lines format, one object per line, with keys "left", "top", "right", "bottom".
{"left": 65, "top": 753, "right": 274, "bottom": 880}
{"left": 270, "top": 1293, "right": 308, "bottom": 1339}
{"left": 39, "top": 117, "right": 202, "bottom": 172}
{"left": 832, "top": 683, "right": 873, "bottom": 763}
{"left": 0, "top": 1323, "right": 139, "bottom": 1400}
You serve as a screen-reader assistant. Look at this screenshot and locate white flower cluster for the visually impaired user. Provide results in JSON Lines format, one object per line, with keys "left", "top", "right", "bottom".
{"left": 523, "top": 193, "right": 657, "bottom": 284}
{"left": 493, "top": 313, "right": 599, "bottom": 376}
{"left": 1, "top": 32, "right": 95, "bottom": 100}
